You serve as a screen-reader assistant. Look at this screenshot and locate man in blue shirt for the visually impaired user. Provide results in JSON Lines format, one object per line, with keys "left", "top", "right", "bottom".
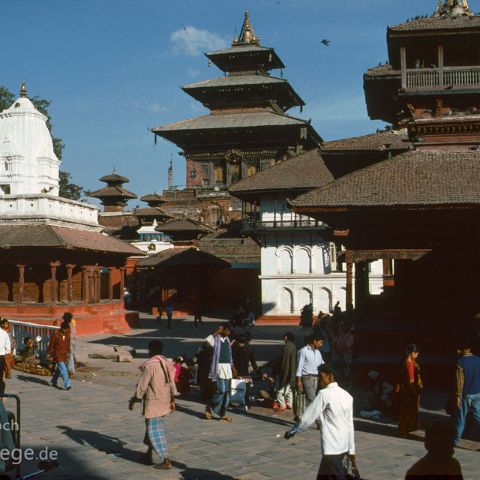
{"left": 454, "top": 338, "right": 480, "bottom": 446}
{"left": 296, "top": 334, "right": 324, "bottom": 423}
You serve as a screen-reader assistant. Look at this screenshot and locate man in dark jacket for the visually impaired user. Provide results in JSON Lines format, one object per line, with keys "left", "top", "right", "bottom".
{"left": 274, "top": 332, "right": 297, "bottom": 411}
{"left": 232, "top": 335, "right": 258, "bottom": 377}
{"left": 47, "top": 322, "right": 71, "bottom": 390}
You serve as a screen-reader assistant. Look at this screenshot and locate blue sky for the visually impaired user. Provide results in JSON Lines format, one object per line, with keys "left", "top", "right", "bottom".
{"left": 0, "top": 0, "right": 446, "bottom": 204}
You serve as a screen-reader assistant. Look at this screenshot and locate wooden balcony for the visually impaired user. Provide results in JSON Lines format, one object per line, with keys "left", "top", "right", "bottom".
{"left": 404, "top": 66, "right": 480, "bottom": 89}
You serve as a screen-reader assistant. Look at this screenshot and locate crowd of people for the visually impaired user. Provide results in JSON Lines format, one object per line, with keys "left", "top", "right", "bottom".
{"left": 1, "top": 304, "right": 478, "bottom": 479}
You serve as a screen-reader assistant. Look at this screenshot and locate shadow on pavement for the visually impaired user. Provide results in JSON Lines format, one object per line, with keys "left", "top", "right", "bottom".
{"left": 56, "top": 425, "right": 145, "bottom": 465}
{"left": 172, "top": 460, "right": 237, "bottom": 479}
{"left": 14, "top": 374, "right": 51, "bottom": 386}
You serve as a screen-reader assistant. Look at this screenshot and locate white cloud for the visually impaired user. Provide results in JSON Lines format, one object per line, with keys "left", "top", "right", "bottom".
{"left": 170, "top": 26, "right": 227, "bottom": 57}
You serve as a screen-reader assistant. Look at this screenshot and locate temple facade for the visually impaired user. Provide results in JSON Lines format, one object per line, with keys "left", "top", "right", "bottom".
{"left": 0, "top": 85, "right": 142, "bottom": 334}
{"left": 291, "top": 0, "right": 480, "bottom": 385}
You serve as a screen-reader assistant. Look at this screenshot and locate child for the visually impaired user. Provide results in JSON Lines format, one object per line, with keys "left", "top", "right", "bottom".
{"left": 173, "top": 356, "right": 190, "bottom": 394}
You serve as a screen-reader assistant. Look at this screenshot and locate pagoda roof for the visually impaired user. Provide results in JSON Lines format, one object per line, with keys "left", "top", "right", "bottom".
{"left": 140, "top": 193, "right": 168, "bottom": 204}
{"left": 322, "top": 129, "right": 410, "bottom": 152}
{"left": 99, "top": 173, "right": 130, "bottom": 184}
{"left": 291, "top": 150, "right": 480, "bottom": 210}
{"left": 182, "top": 74, "right": 304, "bottom": 109}
{"left": 157, "top": 218, "right": 212, "bottom": 233}
{"left": 134, "top": 207, "right": 173, "bottom": 218}
{"left": 389, "top": 14, "right": 480, "bottom": 34}
{"left": 89, "top": 185, "right": 137, "bottom": 199}
{"left": 0, "top": 224, "right": 142, "bottom": 255}
{"left": 137, "top": 247, "right": 229, "bottom": 269}
{"left": 206, "top": 44, "right": 284, "bottom": 72}
{"left": 153, "top": 110, "right": 312, "bottom": 132}
{"left": 229, "top": 148, "right": 333, "bottom": 198}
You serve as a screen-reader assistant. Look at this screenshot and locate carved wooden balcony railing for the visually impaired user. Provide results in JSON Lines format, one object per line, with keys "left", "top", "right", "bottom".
{"left": 405, "top": 66, "right": 480, "bottom": 89}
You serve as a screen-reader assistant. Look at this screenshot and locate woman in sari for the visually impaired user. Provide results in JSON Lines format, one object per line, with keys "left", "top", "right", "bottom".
{"left": 397, "top": 344, "right": 423, "bottom": 435}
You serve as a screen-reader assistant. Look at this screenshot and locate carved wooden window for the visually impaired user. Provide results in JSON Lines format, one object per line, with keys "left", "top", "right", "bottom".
{"left": 214, "top": 164, "right": 225, "bottom": 184}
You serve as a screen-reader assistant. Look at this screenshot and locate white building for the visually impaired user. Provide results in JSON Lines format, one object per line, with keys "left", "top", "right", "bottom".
{"left": 230, "top": 149, "right": 384, "bottom": 318}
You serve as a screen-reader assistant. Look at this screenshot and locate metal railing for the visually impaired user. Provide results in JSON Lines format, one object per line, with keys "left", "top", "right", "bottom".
{"left": 9, "top": 320, "right": 59, "bottom": 354}
{"left": 406, "top": 66, "right": 480, "bottom": 89}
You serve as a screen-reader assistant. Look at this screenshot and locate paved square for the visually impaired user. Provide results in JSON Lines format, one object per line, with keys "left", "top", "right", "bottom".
{"left": 4, "top": 316, "right": 479, "bottom": 479}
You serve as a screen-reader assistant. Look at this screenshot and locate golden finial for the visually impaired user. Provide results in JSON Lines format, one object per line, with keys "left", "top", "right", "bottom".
{"left": 20, "top": 82, "right": 27, "bottom": 98}
{"left": 235, "top": 10, "right": 259, "bottom": 45}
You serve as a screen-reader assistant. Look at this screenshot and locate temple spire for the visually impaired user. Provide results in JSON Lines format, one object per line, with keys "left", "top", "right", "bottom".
{"left": 233, "top": 11, "right": 260, "bottom": 46}
{"left": 20, "top": 82, "right": 27, "bottom": 98}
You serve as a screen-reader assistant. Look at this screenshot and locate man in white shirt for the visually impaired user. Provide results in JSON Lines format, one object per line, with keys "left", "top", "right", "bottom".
{"left": 0, "top": 319, "right": 12, "bottom": 394}
{"left": 285, "top": 364, "right": 356, "bottom": 479}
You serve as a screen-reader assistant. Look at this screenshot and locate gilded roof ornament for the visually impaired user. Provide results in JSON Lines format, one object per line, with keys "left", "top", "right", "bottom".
{"left": 434, "top": 0, "right": 472, "bottom": 17}
{"left": 20, "top": 82, "right": 27, "bottom": 98}
{"left": 233, "top": 11, "right": 260, "bottom": 46}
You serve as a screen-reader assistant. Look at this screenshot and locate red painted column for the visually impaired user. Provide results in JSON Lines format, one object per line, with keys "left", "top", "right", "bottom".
{"left": 119, "top": 267, "right": 125, "bottom": 302}
{"left": 108, "top": 267, "right": 114, "bottom": 300}
{"left": 66, "top": 264, "right": 75, "bottom": 302}
{"left": 17, "top": 265, "right": 25, "bottom": 303}
{"left": 50, "top": 261, "right": 60, "bottom": 304}
{"left": 81, "top": 266, "right": 89, "bottom": 303}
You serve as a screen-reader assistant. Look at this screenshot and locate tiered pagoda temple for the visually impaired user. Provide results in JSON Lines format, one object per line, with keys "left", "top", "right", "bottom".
{"left": 291, "top": 0, "right": 480, "bottom": 380}
{"left": 152, "top": 11, "right": 322, "bottom": 226}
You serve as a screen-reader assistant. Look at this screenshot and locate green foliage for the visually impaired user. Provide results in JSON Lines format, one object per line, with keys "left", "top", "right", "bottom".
{"left": 59, "top": 171, "right": 85, "bottom": 201}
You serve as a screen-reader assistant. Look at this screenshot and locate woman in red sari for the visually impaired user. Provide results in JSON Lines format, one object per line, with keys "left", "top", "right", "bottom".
{"left": 397, "top": 344, "right": 423, "bottom": 435}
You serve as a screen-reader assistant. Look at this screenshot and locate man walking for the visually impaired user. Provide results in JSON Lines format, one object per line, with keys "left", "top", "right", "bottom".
{"left": 274, "top": 332, "right": 297, "bottom": 411}
{"left": 285, "top": 364, "right": 356, "bottom": 480}
{"left": 454, "top": 339, "right": 480, "bottom": 446}
{"left": 296, "top": 334, "right": 324, "bottom": 417}
{"left": 129, "top": 340, "right": 177, "bottom": 470}
{"left": 47, "top": 322, "right": 71, "bottom": 390}
{"left": 205, "top": 324, "right": 235, "bottom": 422}
{"left": 166, "top": 303, "right": 174, "bottom": 329}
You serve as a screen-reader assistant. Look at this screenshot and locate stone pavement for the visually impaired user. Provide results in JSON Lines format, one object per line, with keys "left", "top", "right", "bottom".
{"left": 3, "top": 315, "right": 479, "bottom": 479}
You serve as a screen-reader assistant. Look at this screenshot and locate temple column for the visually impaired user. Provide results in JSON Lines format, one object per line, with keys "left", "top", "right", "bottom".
{"left": 88, "top": 268, "right": 95, "bottom": 303}
{"left": 438, "top": 45, "right": 444, "bottom": 87}
{"left": 50, "top": 262, "right": 60, "bottom": 304}
{"left": 345, "top": 250, "right": 354, "bottom": 312}
{"left": 66, "top": 264, "right": 75, "bottom": 302}
{"left": 400, "top": 46, "right": 407, "bottom": 88}
{"left": 119, "top": 267, "right": 125, "bottom": 301}
{"left": 95, "top": 266, "right": 102, "bottom": 302}
{"left": 108, "top": 267, "right": 114, "bottom": 300}
{"left": 17, "top": 265, "right": 25, "bottom": 304}
{"left": 81, "top": 266, "right": 89, "bottom": 303}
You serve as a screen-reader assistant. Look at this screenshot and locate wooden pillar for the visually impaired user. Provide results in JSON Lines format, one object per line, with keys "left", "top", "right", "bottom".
{"left": 438, "top": 45, "right": 444, "bottom": 87}
{"left": 81, "top": 266, "right": 89, "bottom": 303}
{"left": 50, "top": 262, "right": 60, "bottom": 303}
{"left": 66, "top": 264, "right": 75, "bottom": 302}
{"left": 88, "top": 268, "right": 95, "bottom": 303}
{"left": 345, "top": 250, "right": 354, "bottom": 312}
{"left": 119, "top": 267, "right": 125, "bottom": 301}
{"left": 400, "top": 46, "right": 407, "bottom": 88}
{"left": 17, "top": 265, "right": 25, "bottom": 304}
{"left": 108, "top": 267, "right": 114, "bottom": 300}
{"left": 92, "top": 267, "right": 99, "bottom": 303}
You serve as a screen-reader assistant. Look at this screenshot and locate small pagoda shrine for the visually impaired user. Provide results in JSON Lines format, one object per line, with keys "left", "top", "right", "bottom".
{"left": 89, "top": 171, "right": 137, "bottom": 212}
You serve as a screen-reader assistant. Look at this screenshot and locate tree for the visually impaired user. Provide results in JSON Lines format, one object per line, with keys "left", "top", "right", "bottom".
{"left": 0, "top": 84, "right": 84, "bottom": 200}
{"left": 59, "top": 171, "right": 86, "bottom": 201}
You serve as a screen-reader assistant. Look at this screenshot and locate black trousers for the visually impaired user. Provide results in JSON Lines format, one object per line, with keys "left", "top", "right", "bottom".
{"left": 317, "top": 452, "right": 347, "bottom": 480}
{"left": 0, "top": 355, "right": 5, "bottom": 394}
